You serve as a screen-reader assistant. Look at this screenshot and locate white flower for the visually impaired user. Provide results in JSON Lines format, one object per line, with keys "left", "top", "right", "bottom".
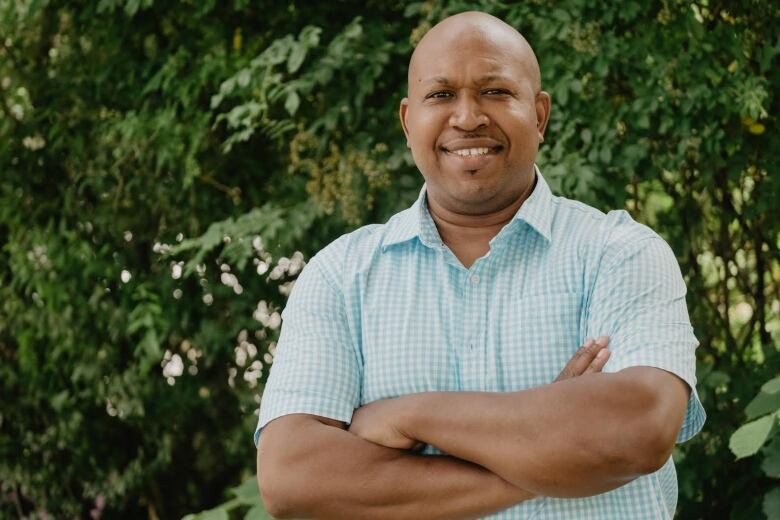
{"left": 10, "top": 104, "right": 23, "bottom": 120}
{"left": 267, "top": 312, "right": 281, "bottom": 329}
{"left": 162, "top": 353, "right": 184, "bottom": 377}
{"left": 252, "top": 236, "right": 264, "bottom": 252}
{"left": 22, "top": 135, "right": 45, "bottom": 150}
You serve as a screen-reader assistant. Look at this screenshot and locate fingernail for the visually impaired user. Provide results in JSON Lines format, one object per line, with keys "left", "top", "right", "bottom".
{"left": 597, "top": 349, "right": 609, "bottom": 358}
{"left": 597, "top": 335, "right": 609, "bottom": 345}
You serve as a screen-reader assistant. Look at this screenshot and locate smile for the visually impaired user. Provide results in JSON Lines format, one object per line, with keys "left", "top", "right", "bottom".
{"left": 441, "top": 145, "right": 503, "bottom": 161}
{"left": 439, "top": 138, "right": 504, "bottom": 159}
{"left": 451, "top": 147, "right": 492, "bottom": 157}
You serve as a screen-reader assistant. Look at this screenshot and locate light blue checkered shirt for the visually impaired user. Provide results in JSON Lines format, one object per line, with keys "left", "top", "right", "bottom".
{"left": 256, "top": 167, "right": 705, "bottom": 519}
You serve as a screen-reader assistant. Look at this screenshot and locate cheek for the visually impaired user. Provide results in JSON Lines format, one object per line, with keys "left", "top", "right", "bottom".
{"left": 500, "top": 113, "right": 541, "bottom": 155}
{"left": 408, "top": 110, "right": 443, "bottom": 147}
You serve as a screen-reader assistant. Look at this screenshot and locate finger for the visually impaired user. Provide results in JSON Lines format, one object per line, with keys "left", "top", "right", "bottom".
{"left": 555, "top": 338, "right": 596, "bottom": 381}
{"left": 584, "top": 348, "right": 610, "bottom": 374}
{"left": 569, "top": 338, "right": 604, "bottom": 372}
{"left": 569, "top": 337, "right": 609, "bottom": 375}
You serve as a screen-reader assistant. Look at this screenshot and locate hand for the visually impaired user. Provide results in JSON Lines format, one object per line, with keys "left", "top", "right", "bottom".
{"left": 350, "top": 337, "right": 611, "bottom": 451}
{"left": 554, "top": 336, "right": 610, "bottom": 382}
{"left": 348, "top": 396, "right": 423, "bottom": 451}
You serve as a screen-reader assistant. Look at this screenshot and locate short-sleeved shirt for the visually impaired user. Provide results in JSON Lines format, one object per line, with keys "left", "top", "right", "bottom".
{"left": 255, "top": 167, "right": 705, "bottom": 519}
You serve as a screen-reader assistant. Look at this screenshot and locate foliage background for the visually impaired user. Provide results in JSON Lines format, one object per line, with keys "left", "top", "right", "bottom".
{"left": 1, "top": 0, "right": 778, "bottom": 518}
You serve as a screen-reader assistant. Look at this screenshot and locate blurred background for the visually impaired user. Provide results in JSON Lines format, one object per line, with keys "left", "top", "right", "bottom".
{"left": 0, "top": 0, "right": 778, "bottom": 518}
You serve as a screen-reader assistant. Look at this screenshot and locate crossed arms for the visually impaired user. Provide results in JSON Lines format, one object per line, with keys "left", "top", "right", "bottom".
{"left": 257, "top": 338, "right": 690, "bottom": 519}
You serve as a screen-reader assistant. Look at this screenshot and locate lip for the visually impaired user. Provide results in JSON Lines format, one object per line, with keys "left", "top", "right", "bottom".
{"left": 439, "top": 137, "right": 504, "bottom": 152}
{"left": 442, "top": 152, "right": 498, "bottom": 170}
{"left": 439, "top": 138, "right": 504, "bottom": 170}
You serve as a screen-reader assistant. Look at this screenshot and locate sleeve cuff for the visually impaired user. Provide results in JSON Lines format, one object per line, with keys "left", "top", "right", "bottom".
{"left": 254, "top": 390, "right": 357, "bottom": 447}
{"left": 605, "top": 355, "right": 706, "bottom": 444}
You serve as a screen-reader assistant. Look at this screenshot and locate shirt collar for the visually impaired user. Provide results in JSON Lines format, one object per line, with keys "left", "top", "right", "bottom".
{"left": 509, "top": 164, "right": 553, "bottom": 243}
{"left": 381, "top": 164, "right": 554, "bottom": 251}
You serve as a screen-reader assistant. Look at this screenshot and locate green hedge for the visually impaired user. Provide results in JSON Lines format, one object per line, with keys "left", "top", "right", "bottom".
{"left": 1, "top": 1, "right": 778, "bottom": 518}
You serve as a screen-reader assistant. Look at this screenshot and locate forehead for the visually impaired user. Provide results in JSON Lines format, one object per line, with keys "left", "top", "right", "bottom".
{"left": 410, "top": 28, "right": 528, "bottom": 86}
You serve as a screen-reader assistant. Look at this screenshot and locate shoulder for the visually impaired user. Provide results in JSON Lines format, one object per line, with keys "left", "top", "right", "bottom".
{"left": 305, "top": 206, "right": 416, "bottom": 288}
{"left": 549, "top": 195, "right": 675, "bottom": 270}
{"left": 551, "top": 196, "right": 653, "bottom": 241}
{"left": 598, "top": 210, "right": 676, "bottom": 272}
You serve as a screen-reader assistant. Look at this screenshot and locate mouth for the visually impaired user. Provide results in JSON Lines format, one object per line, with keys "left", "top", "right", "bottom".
{"left": 439, "top": 140, "right": 504, "bottom": 171}
{"left": 439, "top": 137, "right": 505, "bottom": 160}
{"left": 441, "top": 145, "right": 503, "bottom": 158}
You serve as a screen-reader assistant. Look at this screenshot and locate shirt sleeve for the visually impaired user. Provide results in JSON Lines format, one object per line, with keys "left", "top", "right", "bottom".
{"left": 254, "top": 253, "right": 361, "bottom": 447}
{"left": 586, "top": 231, "right": 706, "bottom": 443}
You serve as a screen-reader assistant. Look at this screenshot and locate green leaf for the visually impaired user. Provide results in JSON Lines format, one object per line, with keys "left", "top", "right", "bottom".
{"left": 581, "top": 128, "right": 592, "bottom": 144}
{"left": 287, "top": 43, "right": 307, "bottom": 74}
{"left": 50, "top": 390, "right": 70, "bottom": 412}
{"left": 298, "top": 25, "right": 322, "bottom": 47}
{"left": 764, "top": 487, "right": 780, "bottom": 520}
{"left": 231, "top": 475, "right": 262, "bottom": 504}
{"left": 763, "top": 378, "right": 780, "bottom": 395}
{"left": 730, "top": 413, "right": 777, "bottom": 459}
{"left": 746, "top": 391, "right": 780, "bottom": 420}
{"left": 244, "top": 504, "right": 274, "bottom": 520}
{"left": 762, "top": 437, "right": 780, "bottom": 478}
{"left": 191, "top": 509, "right": 229, "bottom": 520}
{"left": 237, "top": 69, "right": 252, "bottom": 88}
{"left": 704, "top": 369, "right": 730, "bottom": 389}
{"left": 285, "top": 90, "right": 300, "bottom": 116}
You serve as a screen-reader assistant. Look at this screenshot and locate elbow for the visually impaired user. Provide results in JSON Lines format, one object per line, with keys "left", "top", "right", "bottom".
{"left": 627, "top": 412, "right": 679, "bottom": 476}
{"left": 258, "top": 451, "right": 298, "bottom": 519}
{"left": 618, "top": 367, "right": 688, "bottom": 476}
{"left": 258, "top": 479, "right": 291, "bottom": 519}
{"left": 258, "top": 464, "right": 288, "bottom": 518}
{"left": 632, "top": 441, "right": 673, "bottom": 476}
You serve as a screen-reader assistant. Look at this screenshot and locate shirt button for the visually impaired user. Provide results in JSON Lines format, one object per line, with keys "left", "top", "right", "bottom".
{"left": 470, "top": 274, "right": 480, "bottom": 285}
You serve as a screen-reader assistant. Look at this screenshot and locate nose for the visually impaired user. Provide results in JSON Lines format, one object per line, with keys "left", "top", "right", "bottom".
{"left": 449, "top": 93, "right": 489, "bottom": 131}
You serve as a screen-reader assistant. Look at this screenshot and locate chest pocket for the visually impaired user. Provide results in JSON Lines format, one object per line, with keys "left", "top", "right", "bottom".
{"left": 494, "top": 292, "right": 583, "bottom": 392}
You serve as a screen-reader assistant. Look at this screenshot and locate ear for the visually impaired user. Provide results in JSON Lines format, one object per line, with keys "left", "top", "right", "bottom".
{"left": 535, "top": 91, "right": 551, "bottom": 143}
{"left": 399, "top": 97, "right": 411, "bottom": 147}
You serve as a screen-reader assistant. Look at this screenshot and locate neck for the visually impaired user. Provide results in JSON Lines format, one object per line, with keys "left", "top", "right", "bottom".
{"left": 427, "top": 178, "right": 536, "bottom": 245}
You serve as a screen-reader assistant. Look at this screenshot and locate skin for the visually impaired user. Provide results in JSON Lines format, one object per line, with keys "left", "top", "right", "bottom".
{"left": 258, "top": 11, "right": 691, "bottom": 518}
{"left": 259, "top": 339, "right": 611, "bottom": 519}
{"left": 400, "top": 12, "right": 550, "bottom": 267}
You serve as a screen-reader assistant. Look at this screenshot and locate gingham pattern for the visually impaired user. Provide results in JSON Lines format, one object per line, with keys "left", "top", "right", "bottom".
{"left": 256, "top": 167, "right": 705, "bottom": 519}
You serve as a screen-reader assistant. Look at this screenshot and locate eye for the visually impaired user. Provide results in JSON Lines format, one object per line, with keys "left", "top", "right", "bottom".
{"left": 425, "top": 90, "right": 453, "bottom": 99}
{"left": 482, "top": 88, "right": 511, "bottom": 96}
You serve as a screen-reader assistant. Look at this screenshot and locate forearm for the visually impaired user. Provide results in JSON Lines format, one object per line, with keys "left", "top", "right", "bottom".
{"left": 258, "top": 414, "right": 534, "bottom": 520}
{"left": 402, "top": 369, "right": 686, "bottom": 497}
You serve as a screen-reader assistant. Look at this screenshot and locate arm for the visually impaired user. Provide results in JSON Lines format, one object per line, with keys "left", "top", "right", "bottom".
{"left": 361, "top": 365, "right": 688, "bottom": 498}
{"left": 256, "top": 252, "right": 533, "bottom": 520}
{"left": 257, "top": 414, "right": 531, "bottom": 520}
{"left": 351, "top": 232, "right": 702, "bottom": 497}
{"left": 259, "top": 338, "right": 610, "bottom": 518}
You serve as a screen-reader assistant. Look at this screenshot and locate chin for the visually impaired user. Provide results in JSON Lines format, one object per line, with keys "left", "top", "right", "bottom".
{"left": 448, "top": 183, "right": 503, "bottom": 208}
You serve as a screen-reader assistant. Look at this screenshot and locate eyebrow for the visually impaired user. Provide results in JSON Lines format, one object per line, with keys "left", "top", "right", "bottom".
{"left": 421, "top": 74, "right": 516, "bottom": 86}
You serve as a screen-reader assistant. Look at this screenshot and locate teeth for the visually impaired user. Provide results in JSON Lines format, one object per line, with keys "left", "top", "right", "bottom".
{"left": 452, "top": 147, "right": 491, "bottom": 157}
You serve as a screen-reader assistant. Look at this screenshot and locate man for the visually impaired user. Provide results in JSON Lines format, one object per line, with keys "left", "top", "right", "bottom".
{"left": 255, "top": 11, "right": 704, "bottom": 520}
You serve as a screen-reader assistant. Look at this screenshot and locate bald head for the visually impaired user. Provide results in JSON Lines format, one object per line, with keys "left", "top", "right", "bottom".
{"left": 408, "top": 11, "right": 541, "bottom": 94}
